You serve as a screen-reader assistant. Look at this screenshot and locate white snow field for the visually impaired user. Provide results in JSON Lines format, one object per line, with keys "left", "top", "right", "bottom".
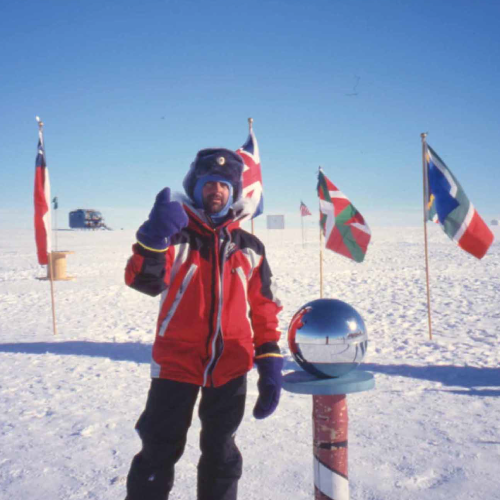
{"left": 0, "top": 225, "right": 499, "bottom": 500}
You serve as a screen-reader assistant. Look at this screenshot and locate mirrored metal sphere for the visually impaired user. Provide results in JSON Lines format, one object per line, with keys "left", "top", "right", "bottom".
{"left": 288, "top": 298, "right": 368, "bottom": 378}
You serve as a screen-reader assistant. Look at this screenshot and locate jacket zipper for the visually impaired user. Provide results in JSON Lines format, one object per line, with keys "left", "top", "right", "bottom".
{"left": 203, "top": 229, "right": 230, "bottom": 386}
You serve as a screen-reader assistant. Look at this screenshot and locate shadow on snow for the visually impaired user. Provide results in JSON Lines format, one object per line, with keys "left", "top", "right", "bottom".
{"left": 1, "top": 343, "right": 499, "bottom": 396}
{"left": 0, "top": 341, "right": 151, "bottom": 364}
{"left": 364, "top": 362, "right": 500, "bottom": 397}
{"left": 284, "top": 357, "right": 500, "bottom": 397}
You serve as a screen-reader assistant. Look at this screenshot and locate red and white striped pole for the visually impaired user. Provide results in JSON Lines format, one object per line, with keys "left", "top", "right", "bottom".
{"left": 313, "top": 395, "right": 349, "bottom": 499}
{"left": 283, "top": 370, "right": 374, "bottom": 500}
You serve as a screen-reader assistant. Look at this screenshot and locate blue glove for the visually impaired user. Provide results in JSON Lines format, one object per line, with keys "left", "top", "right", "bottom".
{"left": 137, "top": 188, "right": 188, "bottom": 251}
{"left": 253, "top": 344, "right": 284, "bottom": 420}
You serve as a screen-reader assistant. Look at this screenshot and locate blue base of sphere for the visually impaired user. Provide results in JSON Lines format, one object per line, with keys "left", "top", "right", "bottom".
{"left": 283, "top": 369, "right": 375, "bottom": 395}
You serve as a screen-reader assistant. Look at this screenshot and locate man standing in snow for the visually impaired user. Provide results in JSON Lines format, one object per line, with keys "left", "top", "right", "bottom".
{"left": 124, "top": 148, "right": 283, "bottom": 500}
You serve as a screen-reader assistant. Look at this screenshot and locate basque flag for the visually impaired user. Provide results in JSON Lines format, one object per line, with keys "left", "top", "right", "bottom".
{"left": 425, "top": 144, "right": 493, "bottom": 259}
{"left": 34, "top": 129, "right": 51, "bottom": 265}
{"left": 317, "top": 169, "right": 371, "bottom": 263}
{"left": 236, "top": 126, "right": 264, "bottom": 219}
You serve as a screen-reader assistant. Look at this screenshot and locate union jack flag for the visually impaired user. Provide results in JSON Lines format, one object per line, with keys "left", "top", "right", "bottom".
{"left": 236, "top": 126, "right": 264, "bottom": 219}
{"left": 300, "top": 201, "right": 312, "bottom": 217}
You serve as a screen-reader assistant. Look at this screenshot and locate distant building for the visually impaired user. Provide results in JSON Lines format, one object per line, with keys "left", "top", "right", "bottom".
{"left": 266, "top": 215, "right": 285, "bottom": 230}
{"left": 69, "top": 209, "right": 110, "bottom": 229}
{"left": 491, "top": 219, "right": 499, "bottom": 226}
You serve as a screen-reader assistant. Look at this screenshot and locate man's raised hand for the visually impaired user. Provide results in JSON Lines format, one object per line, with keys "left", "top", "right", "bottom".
{"left": 136, "top": 187, "right": 188, "bottom": 251}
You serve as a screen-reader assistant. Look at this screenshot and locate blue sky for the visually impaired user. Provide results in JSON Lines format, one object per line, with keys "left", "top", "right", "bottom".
{"left": 1, "top": 0, "right": 499, "bottom": 231}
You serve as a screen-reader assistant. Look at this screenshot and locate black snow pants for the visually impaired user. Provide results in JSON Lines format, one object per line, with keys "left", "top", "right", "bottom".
{"left": 125, "top": 375, "right": 247, "bottom": 500}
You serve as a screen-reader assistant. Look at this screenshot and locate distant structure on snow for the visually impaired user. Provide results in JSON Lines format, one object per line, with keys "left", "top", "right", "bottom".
{"left": 491, "top": 219, "right": 499, "bottom": 226}
{"left": 69, "top": 209, "right": 111, "bottom": 230}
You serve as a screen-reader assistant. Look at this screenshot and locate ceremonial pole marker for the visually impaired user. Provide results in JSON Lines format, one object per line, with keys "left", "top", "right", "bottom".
{"left": 284, "top": 372, "right": 374, "bottom": 500}
{"left": 285, "top": 298, "right": 375, "bottom": 500}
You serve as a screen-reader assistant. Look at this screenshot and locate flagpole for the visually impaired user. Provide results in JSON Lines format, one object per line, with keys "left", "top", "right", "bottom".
{"left": 53, "top": 198, "right": 58, "bottom": 251}
{"left": 319, "top": 221, "right": 324, "bottom": 299}
{"left": 37, "top": 117, "right": 58, "bottom": 336}
{"left": 318, "top": 168, "right": 324, "bottom": 299}
{"left": 301, "top": 206, "right": 305, "bottom": 248}
{"left": 421, "top": 132, "right": 433, "bottom": 341}
{"left": 247, "top": 117, "right": 256, "bottom": 236}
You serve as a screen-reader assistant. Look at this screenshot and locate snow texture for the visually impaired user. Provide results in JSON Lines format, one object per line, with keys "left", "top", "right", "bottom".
{"left": 0, "top": 226, "right": 499, "bottom": 500}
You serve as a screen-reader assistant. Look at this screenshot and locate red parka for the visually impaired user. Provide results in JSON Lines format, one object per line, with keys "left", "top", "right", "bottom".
{"left": 125, "top": 204, "right": 282, "bottom": 388}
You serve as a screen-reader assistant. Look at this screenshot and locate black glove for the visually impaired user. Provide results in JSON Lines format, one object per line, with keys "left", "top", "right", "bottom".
{"left": 137, "top": 188, "right": 188, "bottom": 251}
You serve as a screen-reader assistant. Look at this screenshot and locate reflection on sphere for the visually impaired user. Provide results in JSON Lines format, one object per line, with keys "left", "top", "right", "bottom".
{"left": 288, "top": 298, "right": 368, "bottom": 378}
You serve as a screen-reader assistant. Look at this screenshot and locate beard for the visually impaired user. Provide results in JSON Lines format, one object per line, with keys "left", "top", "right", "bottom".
{"left": 204, "top": 195, "right": 226, "bottom": 214}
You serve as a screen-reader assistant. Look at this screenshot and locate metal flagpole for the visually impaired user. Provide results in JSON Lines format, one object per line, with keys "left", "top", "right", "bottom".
{"left": 301, "top": 207, "right": 305, "bottom": 248}
{"left": 421, "top": 133, "right": 433, "bottom": 340}
{"left": 248, "top": 117, "right": 256, "bottom": 236}
{"left": 52, "top": 196, "right": 58, "bottom": 252}
{"left": 37, "top": 117, "right": 58, "bottom": 335}
{"left": 304, "top": 215, "right": 308, "bottom": 246}
{"left": 320, "top": 226, "right": 324, "bottom": 299}
{"left": 318, "top": 168, "right": 324, "bottom": 299}
{"left": 53, "top": 197, "right": 58, "bottom": 250}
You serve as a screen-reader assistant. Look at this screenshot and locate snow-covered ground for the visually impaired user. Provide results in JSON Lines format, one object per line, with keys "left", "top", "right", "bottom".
{"left": 0, "top": 225, "right": 499, "bottom": 500}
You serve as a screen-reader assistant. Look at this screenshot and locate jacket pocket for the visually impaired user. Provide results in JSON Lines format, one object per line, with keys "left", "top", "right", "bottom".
{"left": 158, "top": 263, "right": 198, "bottom": 337}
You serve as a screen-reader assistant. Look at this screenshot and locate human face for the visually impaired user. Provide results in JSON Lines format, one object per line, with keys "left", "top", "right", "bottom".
{"left": 202, "top": 181, "right": 230, "bottom": 214}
